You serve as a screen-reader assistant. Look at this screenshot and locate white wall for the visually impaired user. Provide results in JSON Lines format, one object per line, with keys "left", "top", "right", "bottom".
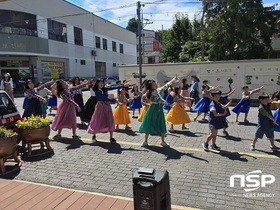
{"left": 119, "top": 60, "right": 280, "bottom": 99}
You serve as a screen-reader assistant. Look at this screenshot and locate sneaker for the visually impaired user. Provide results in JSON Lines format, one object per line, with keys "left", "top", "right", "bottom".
{"left": 250, "top": 144, "right": 256, "bottom": 151}
{"left": 110, "top": 138, "right": 117, "bottom": 143}
{"left": 210, "top": 144, "right": 221, "bottom": 150}
{"left": 141, "top": 141, "right": 148, "bottom": 147}
{"left": 202, "top": 143, "right": 209, "bottom": 151}
{"left": 270, "top": 145, "right": 280, "bottom": 151}
{"left": 161, "top": 141, "right": 170, "bottom": 147}
{"left": 223, "top": 130, "right": 229, "bottom": 136}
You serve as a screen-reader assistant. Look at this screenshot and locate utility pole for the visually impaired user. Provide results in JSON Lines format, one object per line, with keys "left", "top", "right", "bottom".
{"left": 137, "top": 1, "right": 143, "bottom": 89}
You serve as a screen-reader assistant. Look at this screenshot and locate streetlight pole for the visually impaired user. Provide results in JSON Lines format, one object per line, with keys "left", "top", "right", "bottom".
{"left": 137, "top": 1, "right": 142, "bottom": 89}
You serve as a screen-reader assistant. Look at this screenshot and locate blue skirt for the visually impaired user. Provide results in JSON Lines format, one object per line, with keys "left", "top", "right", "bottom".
{"left": 22, "top": 97, "right": 29, "bottom": 109}
{"left": 163, "top": 95, "right": 174, "bottom": 111}
{"left": 48, "top": 95, "right": 57, "bottom": 106}
{"left": 22, "top": 98, "right": 42, "bottom": 118}
{"left": 194, "top": 97, "right": 211, "bottom": 113}
{"left": 129, "top": 96, "right": 142, "bottom": 109}
{"left": 139, "top": 104, "right": 167, "bottom": 134}
{"left": 232, "top": 98, "right": 251, "bottom": 114}
{"left": 274, "top": 109, "right": 280, "bottom": 132}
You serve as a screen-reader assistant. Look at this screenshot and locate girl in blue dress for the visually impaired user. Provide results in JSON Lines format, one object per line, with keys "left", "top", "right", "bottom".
{"left": 232, "top": 85, "right": 264, "bottom": 123}
{"left": 163, "top": 86, "right": 174, "bottom": 112}
{"left": 139, "top": 76, "right": 179, "bottom": 147}
{"left": 194, "top": 85, "right": 218, "bottom": 121}
{"left": 190, "top": 75, "right": 200, "bottom": 107}
{"left": 129, "top": 85, "right": 142, "bottom": 118}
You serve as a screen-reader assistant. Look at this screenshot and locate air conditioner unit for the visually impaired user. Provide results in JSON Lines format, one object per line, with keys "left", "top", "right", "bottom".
{"left": 91, "top": 50, "right": 97, "bottom": 57}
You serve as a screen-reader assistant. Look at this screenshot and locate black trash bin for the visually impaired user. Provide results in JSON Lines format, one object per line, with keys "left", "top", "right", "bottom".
{"left": 133, "top": 167, "right": 171, "bottom": 210}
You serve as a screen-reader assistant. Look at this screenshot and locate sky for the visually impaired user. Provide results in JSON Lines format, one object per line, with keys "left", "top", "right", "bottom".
{"left": 67, "top": 0, "right": 280, "bottom": 31}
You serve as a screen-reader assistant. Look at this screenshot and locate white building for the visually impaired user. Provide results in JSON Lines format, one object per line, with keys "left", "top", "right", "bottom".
{"left": 0, "top": 0, "right": 136, "bottom": 89}
{"left": 137, "top": 29, "right": 161, "bottom": 64}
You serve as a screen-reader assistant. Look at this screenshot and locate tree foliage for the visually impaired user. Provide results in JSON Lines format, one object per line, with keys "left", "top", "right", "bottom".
{"left": 202, "top": 0, "right": 279, "bottom": 60}
{"left": 126, "top": 18, "right": 138, "bottom": 34}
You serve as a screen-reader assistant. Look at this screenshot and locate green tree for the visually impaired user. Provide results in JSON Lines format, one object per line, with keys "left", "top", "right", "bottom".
{"left": 161, "top": 13, "right": 193, "bottom": 62}
{"left": 126, "top": 18, "right": 138, "bottom": 34}
{"left": 202, "top": 0, "right": 279, "bottom": 60}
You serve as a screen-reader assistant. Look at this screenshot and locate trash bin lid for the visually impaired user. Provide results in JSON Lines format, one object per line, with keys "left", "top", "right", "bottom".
{"left": 138, "top": 167, "right": 154, "bottom": 175}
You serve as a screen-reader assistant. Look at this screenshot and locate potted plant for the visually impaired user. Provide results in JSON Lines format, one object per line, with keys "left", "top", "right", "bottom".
{"left": 132, "top": 72, "right": 147, "bottom": 78}
{"left": 16, "top": 115, "right": 53, "bottom": 157}
{"left": 0, "top": 127, "right": 22, "bottom": 174}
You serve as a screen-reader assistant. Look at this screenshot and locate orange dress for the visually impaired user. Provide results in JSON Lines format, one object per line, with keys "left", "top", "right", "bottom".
{"left": 138, "top": 94, "right": 150, "bottom": 122}
{"left": 113, "top": 95, "right": 131, "bottom": 125}
{"left": 166, "top": 96, "right": 191, "bottom": 124}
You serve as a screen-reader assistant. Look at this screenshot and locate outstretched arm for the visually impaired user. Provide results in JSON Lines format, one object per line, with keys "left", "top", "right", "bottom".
{"left": 37, "top": 80, "right": 53, "bottom": 91}
{"left": 227, "top": 87, "right": 236, "bottom": 97}
{"left": 158, "top": 75, "right": 178, "bottom": 92}
{"left": 105, "top": 84, "right": 124, "bottom": 91}
{"left": 250, "top": 86, "right": 264, "bottom": 96}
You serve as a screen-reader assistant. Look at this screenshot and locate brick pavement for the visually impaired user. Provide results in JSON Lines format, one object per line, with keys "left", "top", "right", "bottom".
{"left": 1, "top": 92, "right": 280, "bottom": 210}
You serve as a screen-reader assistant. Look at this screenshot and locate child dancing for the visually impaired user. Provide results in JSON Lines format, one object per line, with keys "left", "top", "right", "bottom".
{"left": 139, "top": 75, "right": 179, "bottom": 147}
{"left": 114, "top": 88, "right": 131, "bottom": 130}
{"left": 232, "top": 85, "right": 264, "bottom": 123}
{"left": 166, "top": 86, "right": 193, "bottom": 132}
{"left": 52, "top": 80, "right": 88, "bottom": 138}
{"left": 250, "top": 95, "right": 280, "bottom": 151}
{"left": 219, "top": 87, "right": 236, "bottom": 136}
{"left": 202, "top": 91, "right": 232, "bottom": 151}
{"left": 87, "top": 79, "right": 126, "bottom": 143}
{"left": 129, "top": 85, "right": 142, "bottom": 118}
{"left": 22, "top": 80, "right": 52, "bottom": 118}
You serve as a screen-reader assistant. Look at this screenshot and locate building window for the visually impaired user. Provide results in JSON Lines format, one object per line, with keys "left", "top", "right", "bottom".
{"left": 103, "top": 38, "right": 107, "bottom": 50}
{"left": 81, "top": 60, "right": 86, "bottom": 65}
{"left": 74, "top": 27, "right": 83, "bottom": 46}
{"left": 0, "top": 10, "right": 37, "bottom": 36}
{"left": 96, "top": 36, "right": 101, "bottom": 48}
{"left": 148, "top": 56, "right": 155, "bottom": 64}
{"left": 120, "top": 44, "right": 124, "bottom": 54}
{"left": 113, "top": 63, "right": 117, "bottom": 67}
{"left": 48, "top": 19, "right": 67, "bottom": 42}
{"left": 112, "top": 41, "right": 117, "bottom": 52}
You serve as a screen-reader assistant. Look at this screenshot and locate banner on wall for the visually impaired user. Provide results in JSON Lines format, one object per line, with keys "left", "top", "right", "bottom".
{"left": 41, "top": 61, "right": 64, "bottom": 79}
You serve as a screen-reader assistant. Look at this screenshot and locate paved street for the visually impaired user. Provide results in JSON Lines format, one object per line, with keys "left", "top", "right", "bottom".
{"left": 2, "top": 91, "right": 280, "bottom": 210}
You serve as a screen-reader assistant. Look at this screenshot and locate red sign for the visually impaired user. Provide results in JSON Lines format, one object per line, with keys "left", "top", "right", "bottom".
{"left": 153, "top": 41, "right": 160, "bottom": 51}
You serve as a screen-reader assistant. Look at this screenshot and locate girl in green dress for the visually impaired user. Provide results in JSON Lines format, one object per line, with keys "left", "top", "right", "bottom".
{"left": 139, "top": 75, "right": 179, "bottom": 147}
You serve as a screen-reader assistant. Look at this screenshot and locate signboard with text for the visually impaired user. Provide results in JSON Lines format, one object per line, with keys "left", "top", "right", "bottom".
{"left": 41, "top": 61, "right": 64, "bottom": 79}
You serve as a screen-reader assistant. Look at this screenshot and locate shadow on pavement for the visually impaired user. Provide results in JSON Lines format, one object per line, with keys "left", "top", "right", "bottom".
{"left": 238, "top": 122, "right": 257, "bottom": 126}
{"left": 218, "top": 135, "right": 242, "bottom": 141}
{"left": 92, "top": 141, "right": 144, "bottom": 154}
{"left": 21, "top": 150, "right": 55, "bottom": 162}
{"left": 256, "top": 149, "right": 280, "bottom": 158}
{"left": 146, "top": 145, "right": 209, "bottom": 163}
{"left": 53, "top": 137, "right": 91, "bottom": 150}
{"left": 167, "top": 130, "right": 201, "bottom": 137}
{"left": 114, "top": 129, "right": 138, "bottom": 136}
{"left": 211, "top": 150, "right": 257, "bottom": 161}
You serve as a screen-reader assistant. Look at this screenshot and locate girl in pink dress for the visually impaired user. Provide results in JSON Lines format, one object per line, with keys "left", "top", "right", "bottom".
{"left": 87, "top": 79, "right": 126, "bottom": 143}
{"left": 52, "top": 80, "right": 88, "bottom": 138}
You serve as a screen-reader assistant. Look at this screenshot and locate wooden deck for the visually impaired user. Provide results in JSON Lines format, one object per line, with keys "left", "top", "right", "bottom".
{"left": 0, "top": 179, "right": 189, "bottom": 210}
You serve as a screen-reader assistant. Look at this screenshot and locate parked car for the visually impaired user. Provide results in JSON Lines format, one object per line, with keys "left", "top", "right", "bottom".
{"left": 0, "top": 90, "right": 21, "bottom": 130}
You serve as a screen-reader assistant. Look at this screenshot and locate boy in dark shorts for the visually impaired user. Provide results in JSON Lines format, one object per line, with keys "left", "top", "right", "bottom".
{"left": 202, "top": 91, "right": 232, "bottom": 151}
{"left": 250, "top": 95, "right": 280, "bottom": 151}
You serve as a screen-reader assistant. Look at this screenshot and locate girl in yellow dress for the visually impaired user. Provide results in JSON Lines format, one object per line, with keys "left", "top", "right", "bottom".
{"left": 113, "top": 89, "right": 131, "bottom": 130}
{"left": 166, "top": 86, "right": 194, "bottom": 132}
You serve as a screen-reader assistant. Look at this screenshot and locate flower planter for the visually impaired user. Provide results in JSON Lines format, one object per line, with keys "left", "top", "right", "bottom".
{"left": 0, "top": 134, "right": 22, "bottom": 175}
{"left": 18, "top": 125, "right": 53, "bottom": 157}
